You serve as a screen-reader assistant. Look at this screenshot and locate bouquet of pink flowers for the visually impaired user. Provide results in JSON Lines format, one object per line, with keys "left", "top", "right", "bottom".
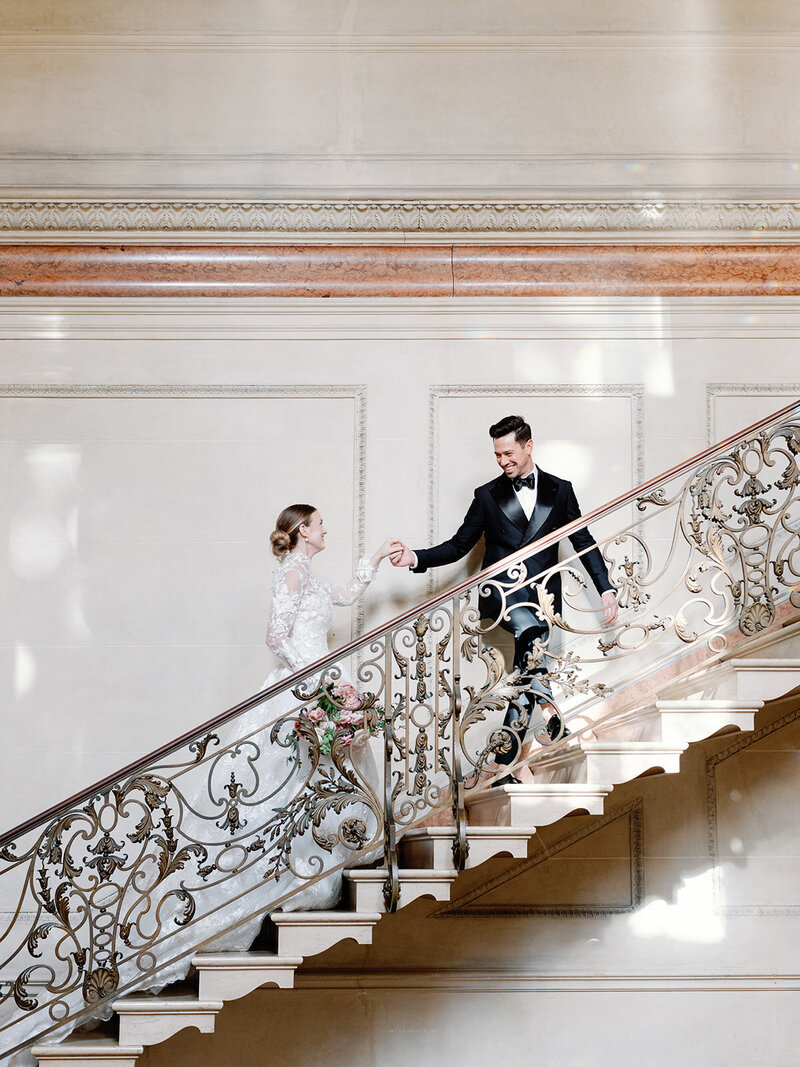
{"left": 290, "top": 681, "right": 385, "bottom": 765}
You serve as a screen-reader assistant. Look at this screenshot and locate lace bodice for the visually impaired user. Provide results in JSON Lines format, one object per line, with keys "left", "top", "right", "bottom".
{"left": 265, "top": 552, "right": 375, "bottom": 672}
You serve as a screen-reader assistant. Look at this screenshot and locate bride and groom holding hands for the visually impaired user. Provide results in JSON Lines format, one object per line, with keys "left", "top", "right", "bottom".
{"left": 267, "top": 413, "right": 618, "bottom": 782}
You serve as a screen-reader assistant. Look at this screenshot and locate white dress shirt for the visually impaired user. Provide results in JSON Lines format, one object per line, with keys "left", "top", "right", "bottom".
{"left": 513, "top": 466, "right": 537, "bottom": 520}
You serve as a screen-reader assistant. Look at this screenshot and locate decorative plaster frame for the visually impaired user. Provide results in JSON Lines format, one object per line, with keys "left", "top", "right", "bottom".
{"left": 0, "top": 383, "right": 368, "bottom": 633}
{"left": 426, "top": 384, "right": 644, "bottom": 593}
{"left": 706, "top": 705, "right": 800, "bottom": 915}
{"left": 706, "top": 382, "right": 800, "bottom": 445}
{"left": 434, "top": 797, "right": 643, "bottom": 918}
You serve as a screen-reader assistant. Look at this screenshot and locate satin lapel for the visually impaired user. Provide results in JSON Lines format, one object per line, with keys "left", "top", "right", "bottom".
{"left": 489, "top": 474, "right": 527, "bottom": 533}
{"left": 524, "top": 469, "right": 557, "bottom": 543}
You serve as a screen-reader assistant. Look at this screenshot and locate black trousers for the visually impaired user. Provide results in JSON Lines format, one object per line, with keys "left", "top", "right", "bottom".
{"left": 491, "top": 603, "right": 553, "bottom": 767}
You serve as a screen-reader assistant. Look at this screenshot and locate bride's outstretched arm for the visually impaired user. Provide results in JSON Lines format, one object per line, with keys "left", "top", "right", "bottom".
{"left": 326, "top": 538, "right": 400, "bottom": 606}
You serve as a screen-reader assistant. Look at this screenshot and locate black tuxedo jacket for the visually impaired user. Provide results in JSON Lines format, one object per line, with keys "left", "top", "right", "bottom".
{"left": 412, "top": 468, "right": 613, "bottom": 622}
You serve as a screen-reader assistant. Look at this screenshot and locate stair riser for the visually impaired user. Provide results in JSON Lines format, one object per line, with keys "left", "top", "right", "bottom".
{"left": 345, "top": 879, "right": 453, "bottom": 913}
{"left": 276, "top": 926, "right": 373, "bottom": 957}
{"left": 735, "top": 668, "right": 800, "bottom": 702}
{"left": 658, "top": 711, "right": 755, "bottom": 744}
{"left": 468, "top": 794, "right": 606, "bottom": 827}
{"left": 583, "top": 753, "right": 682, "bottom": 784}
{"left": 198, "top": 967, "right": 297, "bottom": 1001}
{"left": 117, "top": 1013, "right": 216, "bottom": 1048}
{"left": 400, "top": 834, "right": 532, "bottom": 868}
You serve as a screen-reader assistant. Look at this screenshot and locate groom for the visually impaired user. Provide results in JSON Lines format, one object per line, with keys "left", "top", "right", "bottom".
{"left": 391, "top": 414, "right": 618, "bottom": 782}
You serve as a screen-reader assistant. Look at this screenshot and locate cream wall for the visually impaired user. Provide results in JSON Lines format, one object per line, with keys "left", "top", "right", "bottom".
{"left": 0, "top": 296, "right": 799, "bottom": 832}
{"left": 1, "top": 1, "right": 800, "bottom": 196}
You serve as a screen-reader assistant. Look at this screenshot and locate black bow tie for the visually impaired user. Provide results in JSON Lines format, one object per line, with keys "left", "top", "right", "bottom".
{"left": 512, "top": 473, "right": 536, "bottom": 492}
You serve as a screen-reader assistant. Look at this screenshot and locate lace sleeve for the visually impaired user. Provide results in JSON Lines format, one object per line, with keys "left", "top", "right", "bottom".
{"left": 325, "top": 555, "right": 377, "bottom": 606}
{"left": 265, "top": 560, "right": 306, "bottom": 671}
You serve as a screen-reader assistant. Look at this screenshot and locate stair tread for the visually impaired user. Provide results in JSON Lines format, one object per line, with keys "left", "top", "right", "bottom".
{"left": 193, "top": 951, "right": 304, "bottom": 965}
{"left": 113, "top": 995, "right": 223, "bottom": 1011}
{"left": 31, "top": 1037, "right": 144, "bottom": 1054}
{"left": 270, "top": 910, "right": 382, "bottom": 923}
{"left": 655, "top": 698, "right": 764, "bottom": 709}
{"left": 403, "top": 826, "right": 537, "bottom": 837}
{"left": 343, "top": 867, "right": 457, "bottom": 879}
{"left": 729, "top": 658, "right": 800, "bottom": 667}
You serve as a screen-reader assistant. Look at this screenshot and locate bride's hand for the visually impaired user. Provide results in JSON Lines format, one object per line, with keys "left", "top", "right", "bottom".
{"left": 369, "top": 539, "right": 403, "bottom": 568}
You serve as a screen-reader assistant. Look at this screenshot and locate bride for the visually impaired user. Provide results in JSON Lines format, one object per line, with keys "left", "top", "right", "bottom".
{"left": 5, "top": 506, "right": 398, "bottom": 1061}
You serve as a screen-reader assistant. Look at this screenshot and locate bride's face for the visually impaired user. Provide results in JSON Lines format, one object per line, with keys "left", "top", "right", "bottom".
{"left": 299, "top": 511, "right": 327, "bottom": 555}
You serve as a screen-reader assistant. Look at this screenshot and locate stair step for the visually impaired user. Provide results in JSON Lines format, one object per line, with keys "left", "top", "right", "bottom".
{"left": 193, "top": 951, "right": 304, "bottom": 1001}
{"left": 113, "top": 995, "right": 222, "bottom": 1048}
{"left": 580, "top": 740, "right": 687, "bottom": 783}
{"left": 467, "top": 783, "right": 611, "bottom": 827}
{"left": 730, "top": 658, "right": 800, "bottom": 701}
{"left": 32, "top": 1038, "right": 143, "bottom": 1067}
{"left": 344, "top": 868, "right": 457, "bottom": 912}
{"left": 401, "top": 826, "right": 535, "bottom": 869}
{"left": 653, "top": 699, "right": 760, "bottom": 744}
{"left": 269, "top": 911, "right": 382, "bottom": 957}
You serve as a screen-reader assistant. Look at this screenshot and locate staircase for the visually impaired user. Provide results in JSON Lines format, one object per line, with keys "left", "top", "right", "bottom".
{"left": 29, "top": 619, "right": 800, "bottom": 1067}
{"left": 0, "top": 400, "right": 798, "bottom": 1066}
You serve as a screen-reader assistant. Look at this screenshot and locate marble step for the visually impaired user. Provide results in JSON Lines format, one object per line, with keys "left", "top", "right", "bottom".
{"left": 653, "top": 699, "right": 760, "bottom": 744}
{"left": 113, "top": 994, "right": 222, "bottom": 1048}
{"left": 194, "top": 951, "right": 304, "bottom": 1001}
{"left": 401, "top": 825, "right": 535, "bottom": 869}
{"left": 579, "top": 740, "right": 687, "bottom": 784}
{"left": 269, "top": 911, "right": 382, "bottom": 957}
{"left": 730, "top": 658, "right": 800, "bottom": 701}
{"left": 595, "top": 699, "right": 761, "bottom": 745}
{"left": 344, "top": 867, "right": 457, "bottom": 912}
{"left": 32, "top": 1038, "right": 143, "bottom": 1067}
{"left": 467, "top": 783, "right": 611, "bottom": 828}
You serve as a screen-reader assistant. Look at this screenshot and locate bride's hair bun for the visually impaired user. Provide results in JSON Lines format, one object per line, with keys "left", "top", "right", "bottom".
{"left": 270, "top": 503, "right": 317, "bottom": 558}
{"left": 270, "top": 529, "right": 292, "bottom": 558}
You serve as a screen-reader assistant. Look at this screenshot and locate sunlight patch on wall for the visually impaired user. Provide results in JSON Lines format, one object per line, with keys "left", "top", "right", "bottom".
{"left": 628, "top": 869, "right": 724, "bottom": 944}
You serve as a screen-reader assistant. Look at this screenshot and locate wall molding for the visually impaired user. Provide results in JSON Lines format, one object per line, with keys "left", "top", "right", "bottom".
{"left": 434, "top": 798, "right": 643, "bottom": 918}
{"left": 426, "top": 384, "right": 644, "bottom": 594}
{"left": 294, "top": 971, "right": 800, "bottom": 991}
{"left": 706, "top": 383, "right": 800, "bottom": 444}
{"left": 3, "top": 33, "right": 800, "bottom": 54}
{"left": 706, "top": 705, "right": 800, "bottom": 915}
{"left": 4, "top": 199, "right": 800, "bottom": 243}
{"left": 0, "top": 383, "right": 369, "bottom": 634}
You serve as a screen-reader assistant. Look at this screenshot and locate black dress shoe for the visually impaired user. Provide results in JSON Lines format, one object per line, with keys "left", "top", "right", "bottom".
{"left": 491, "top": 773, "right": 521, "bottom": 788}
{"left": 546, "top": 713, "right": 571, "bottom": 741}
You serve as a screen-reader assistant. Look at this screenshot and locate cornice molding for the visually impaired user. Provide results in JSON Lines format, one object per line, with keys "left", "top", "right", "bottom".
{"left": 2, "top": 32, "right": 799, "bottom": 53}
{"left": 3, "top": 198, "right": 800, "bottom": 243}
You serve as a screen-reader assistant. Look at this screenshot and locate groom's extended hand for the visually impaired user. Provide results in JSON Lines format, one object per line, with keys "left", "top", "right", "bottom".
{"left": 390, "top": 541, "right": 415, "bottom": 567}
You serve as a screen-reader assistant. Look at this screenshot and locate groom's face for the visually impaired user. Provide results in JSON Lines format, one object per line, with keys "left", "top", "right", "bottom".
{"left": 493, "top": 433, "right": 534, "bottom": 479}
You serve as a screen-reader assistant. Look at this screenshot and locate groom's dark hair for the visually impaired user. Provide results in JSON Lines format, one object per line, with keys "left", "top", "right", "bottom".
{"left": 489, "top": 414, "right": 531, "bottom": 444}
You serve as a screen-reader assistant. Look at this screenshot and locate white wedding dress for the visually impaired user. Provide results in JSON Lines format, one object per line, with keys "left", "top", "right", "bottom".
{"left": 5, "top": 552, "right": 379, "bottom": 1063}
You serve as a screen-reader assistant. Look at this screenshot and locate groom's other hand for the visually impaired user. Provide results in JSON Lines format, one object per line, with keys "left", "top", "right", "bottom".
{"left": 601, "top": 590, "right": 618, "bottom": 626}
{"left": 390, "top": 542, "right": 415, "bottom": 567}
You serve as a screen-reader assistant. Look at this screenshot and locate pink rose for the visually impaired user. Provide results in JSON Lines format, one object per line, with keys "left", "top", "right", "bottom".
{"left": 335, "top": 683, "right": 362, "bottom": 710}
{"left": 305, "top": 707, "right": 325, "bottom": 723}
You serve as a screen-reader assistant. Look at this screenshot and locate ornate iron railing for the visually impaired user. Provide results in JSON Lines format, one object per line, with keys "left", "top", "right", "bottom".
{"left": 1, "top": 400, "right": 799, "bottom": 1058}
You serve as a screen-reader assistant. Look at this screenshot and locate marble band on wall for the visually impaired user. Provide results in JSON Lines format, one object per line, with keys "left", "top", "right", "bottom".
{"left": 4, "top": 244, "right": 800, "bottom": 297}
